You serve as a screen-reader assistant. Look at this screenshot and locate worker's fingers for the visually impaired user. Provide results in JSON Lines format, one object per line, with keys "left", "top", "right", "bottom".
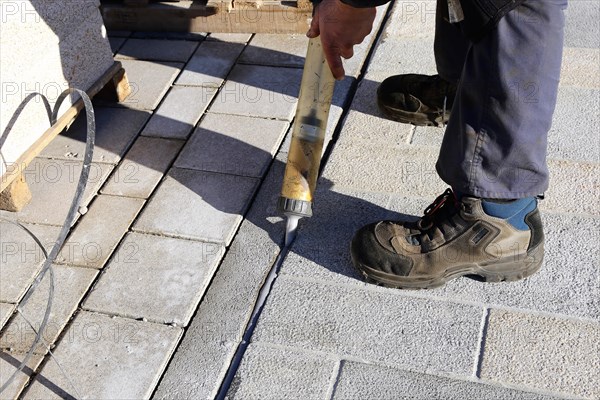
{"left": 322, "top": 44, "right": 345, "bottom": 80}
{"left": 339, "top": 46, "right": 354, "bottom": 59}
{"left": 306, "top": 7, "right": 320, "bottom": 38}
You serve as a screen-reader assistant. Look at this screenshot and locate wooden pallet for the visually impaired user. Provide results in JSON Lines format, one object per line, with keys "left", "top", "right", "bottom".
{"left": 100, "top": 0, "right": 312, "bottom": 34}
{"left": 0, "top": 61, "right": 131, "bottom": 212}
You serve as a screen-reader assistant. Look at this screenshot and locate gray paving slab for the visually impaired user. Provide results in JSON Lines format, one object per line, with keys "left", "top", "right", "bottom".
{"left": 382, "top": 0, "right": 437, "bottom": 40}
{"left": 14, "top": 158, "right": 113, "bottom": 226}
{"left": 23, "top": 311, "right": 182, "bottom": 400}
{"left": 207, "top": 33, "right": 252, "bottom": 43}
{"left": 0, "top": 303, "right": 15, "bottom": 331}
{"left": 322, "top": 138, "right": 446, "bottom": 196}
{"left": 253, "top": 277, "right": 483, "bottom": 375}
{"left": 133, "top": 168, "right": 259, "bottom": 244}
{"left": 83, "top": 232, "right": 224, "bottom": 326}
{"left": 101, "top": 136, "right": 184, "bottom": 198}
{"left": 560, "top": 47, "right": 600, "bottom": 89}
{"left": 480, "top": 309, "right": 600, "bottom": 399}
{"left": 0, "top": 351, "right": 44, "bottom": 400}
{"left": 383, "top": 203, "right": 600, "bottom": 320}
{"left": 104, "top": 59, "right": 182, "bottom": 111}
{"left": 40, "top": 107, "right": 150, "bottom": 164}
{"left": 209, "top": 64, "right": 303, "bottom": 120}
{"left": 56, "top": 195, "right": 145, "bottom": 269}
{"left": 547, "top": 87, "right": 600, "bottom": 163}
{"left": 410, "top": 125, "right": 445, "bottom": 147}
{"left": 543, "top": 159, "right": 599, "bottom": 215}
{"left": 333, "top": 361, "right": 558, "bottom": 400}
{"left": 174, "top": 113, "right": 289, "bottom": 178}
{"left": 175, "top": 41, "right": 245, "bottom": 88}
{"left": 131, "top": 31, "right": 206, "bottom": 41}
{"left": 226, "top": 343, "right": 338, "bottom": 400}
{"left": 141, "top": 86, "right": 215, "bottom": 139}
{"left": 0, "top": 265, "right": 97, "bottom": 354}
{"left": 239, "top": 34, "right": 307, "bottom": 68}
{"left": 365, "top": 37, "right": 437, "bottom": 77}
{"left": 116, "top": 38, "right": 198, "bottom": 62}
{"left": 108, "top": 37, "right": 126, "bottom": 54}
{"left": 0, "top": 221, "right": 60, "bottom": 303}
{"left": 564, "top": 0, "right": 600, "bottom": 48}
{"left": 154, "top": 159, "right": 287, "bottom": 399}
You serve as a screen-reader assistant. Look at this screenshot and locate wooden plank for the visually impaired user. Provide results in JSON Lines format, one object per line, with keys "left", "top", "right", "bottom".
{"left": 0, "top": 61, "right": 129, "bottom": 194}
{"left": 100, "top": 0, "right": 312, "bottom": 33}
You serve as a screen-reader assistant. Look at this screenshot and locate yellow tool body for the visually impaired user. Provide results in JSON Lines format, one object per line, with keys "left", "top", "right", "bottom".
{"left": 278, "top": 36, "right": 336, "bottom": 246}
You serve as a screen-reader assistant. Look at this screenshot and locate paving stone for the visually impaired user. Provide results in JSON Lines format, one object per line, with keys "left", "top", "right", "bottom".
{"left": 103, "top": 59, "right": 182, "bottom": 111}
{"left": 253, "top": 277, "right": 483, "bottom": 375}
{"left": 333, "top": 361, "right": 558, "bottom": 400}
{"left": 141, "top": 86, "right": 216, "bottom": 139}
{"left": 0, "top": 303, "right": 15, "bottom": 330}
{"left": 107, "top": 30, "right": 131, "bottom": 38}
{"left": 322, "top": 138, "right": 446, "bottom": 196}
{"left": 101, "top": 136, "right": 183, "bottom": 198}
{"left": 0, "top": 221, "right": 61, "bottom": 303}
{"left": 131, "top": 31, "right": 206, "bottom": 41}
{"left": 547, "top": 87, "right": 600, "bottom": 163}
{"left": 56, "top": 195, "right": 145, "bottom": 268}
{"left": 480, "top": 309, "right": 600, "bottom": 399}
{"left": 410, "top": 125, "right": 445, "bottom": 147}
{"left": 40, "top": 107, "right": 150, "bottom": 164}
{"left": 83, "top": 232, "right": 224, "bottom": 326}
{"left": 0, "top": 265, "right": 97, "bottom": 354}
{"left": 174, "top": 114, "right": 289, "bottom": 178}
{"left": 108, "top": 37, "right": 126, "bottom": 54}
{"left": 133, "top": 168, "right": 259, "bottom": 244}
{"left": 544, "top": 159, "right": 599, "bottom": 215}
{"left": 207, "top": 33, "right": 252, "bottom": 43}
{"left": 23, "top": 311, "right": 182, "bottom": 400}
{"left": 0, "top": 351, "right": 44, "bottom": 400}
{"left": 564, "top": 0, "right": 600, "bottom": 48}
{"left": 239, "top": 34, "right": 308, "bottom": 68}
{"left": 382, "top": 0, "right": 437, "bottom": 40}
{"left": 209, "top": 64, "right": 302, "bottom": 120}
{"left": 560, "top": 47, "right": 600, "bottom": 89}
{"left": 116, "top": 38, "right": 198, "bottom": 62}
{"left": 175, "top": 41, "right": 245, "bottom": 87}
{"left": 386, "top": 211, "right": 600, "bottom": 320}
{"left": 227, "top": 343, "right": 337, "bottom": 399}
{"left": 365, "top": 37, "right": 437, "bottom": 77}
{"left": 154, "top": 159, "right": 286, "bottom": 399}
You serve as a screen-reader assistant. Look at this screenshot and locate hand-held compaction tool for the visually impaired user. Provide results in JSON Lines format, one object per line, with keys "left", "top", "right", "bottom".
{"left": 278, "top": 36, "right": 336, "bottom": 247}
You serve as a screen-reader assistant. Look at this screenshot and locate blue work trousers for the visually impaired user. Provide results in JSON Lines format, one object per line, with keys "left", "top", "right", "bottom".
{"left": 435, "top": 0, "right": 568, "bottom": 198}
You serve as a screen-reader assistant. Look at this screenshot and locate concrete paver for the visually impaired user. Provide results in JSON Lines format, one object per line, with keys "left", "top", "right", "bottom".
{"left": 83, "top": 232, "right": 224, "bottom": 326}
{"left": 480, "top": 309, "right": 600, "bottom": 399}
{"left": 206, "top": 33, "right": 252, "bottom": 43}
{"left": 560, "top": 48, "right": 600, "bottom": 89}
{"left": 101, "top": 136, "right": 183, "bottom": 198}
{"left": 174, "top": 113, "right": 289, "bottom": 178}
{"left": 227, "top": 343, "right": 338, "bottom": 400}
{"left": 131, "top": 31, "right": 206, "bottom": 41}
{"left": 253, "top": 277, "right": 483, "bottom": 375}
{"left": 40, "top": 106, "right": 150, "bottom": 164}
{"left": 333, "top": 361, "right": 558, "bottom": 400}
{"left": 116, "top": 38, "right": 197, "bottom": 62}
{"left": 108, "top": 59, "right": 183, "bottom": 111}
{"left": 56, "top": 195, "right": 145, "bottom": 268}
{"left": 133, "top": 168, "right": 259, "bottom": 244}
{"left": 564, "top": 0, "right": 600, "bottom": 48}
{"left": 239, "top": 34, "right": 307, "bottom": 68}
{"left": 175, "top": 41, "right": 245, "bottom": 88}
{"left": 209, "top": 64, "right": 302, "bottom": 120}
{"left": 108, "top": 37, "right": 126, "bottom": 54}
{"left": 141, "top": 85, "right": 216, "bottom": 139}
{"left": 0, "top": 351, "right": 44, "bottom": 400}
{"left": 0, "top": 265, "right": 97, "bottom": 354}
{"left": 23, "top": 311, "right": 181, "bottom": 400}
{"left": 0, "top": 303, "right": 15, "bottom": 330}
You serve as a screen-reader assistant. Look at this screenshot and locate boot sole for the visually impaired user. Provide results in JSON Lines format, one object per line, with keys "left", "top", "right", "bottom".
{"left": 352, "top": 244, "right": 544, "bottom": 290}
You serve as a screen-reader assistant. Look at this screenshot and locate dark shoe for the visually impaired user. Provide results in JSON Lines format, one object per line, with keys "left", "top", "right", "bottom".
{"left": 377, "top": 74, "right": 457, "bottom": 126}
{"left": 351, "top": 189, "right": 544, "bottom": 289}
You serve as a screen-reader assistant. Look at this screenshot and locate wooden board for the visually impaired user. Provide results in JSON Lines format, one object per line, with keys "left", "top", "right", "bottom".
{"left": 100, "top": 0, "right": 312, "bottom": 33}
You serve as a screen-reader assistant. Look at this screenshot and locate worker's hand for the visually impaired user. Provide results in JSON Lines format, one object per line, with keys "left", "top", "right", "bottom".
{"left": 307, "top": 0, "right": 376, "bottom": 80}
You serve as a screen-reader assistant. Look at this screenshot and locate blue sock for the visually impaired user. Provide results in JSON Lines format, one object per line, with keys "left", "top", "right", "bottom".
{"left": 481, "top": 197, "right": 537, "bottom": 230}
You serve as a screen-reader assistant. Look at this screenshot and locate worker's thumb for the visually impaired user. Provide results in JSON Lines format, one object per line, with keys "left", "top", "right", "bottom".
{"left": 307, "top": 7, "right": 320, "bottom": 38}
